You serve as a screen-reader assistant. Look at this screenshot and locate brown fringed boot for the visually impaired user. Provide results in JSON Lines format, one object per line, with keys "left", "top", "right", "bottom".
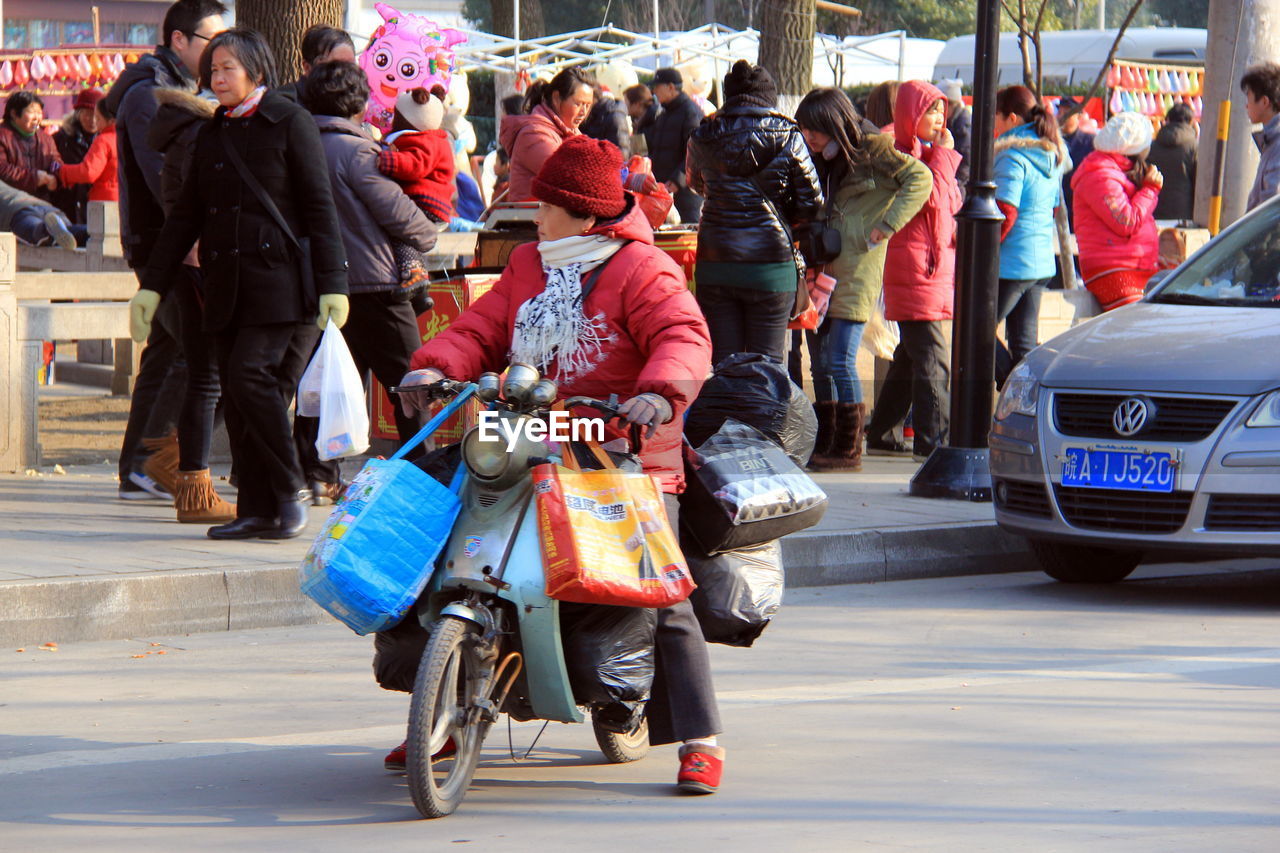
{"left": 173, "top": 469, "right": 237, "bottom": 524}
{"left": 812, "top": 402, "right": 866, "bottom": 471}
{"left": 808, "top": 400, "right": 839, "bottom": 468}
{"left": 141, "top": 430, "right": 181, "bottom": 496}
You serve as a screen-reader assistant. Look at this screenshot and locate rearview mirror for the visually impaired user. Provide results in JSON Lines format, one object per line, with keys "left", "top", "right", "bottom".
{"left": 1144, "top": 269, "right": 1172, "bottom": 294}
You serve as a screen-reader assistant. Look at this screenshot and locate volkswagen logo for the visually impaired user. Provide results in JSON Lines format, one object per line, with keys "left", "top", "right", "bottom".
{"left": 1112, "top": 398, "right": 1151, "bottom": 437}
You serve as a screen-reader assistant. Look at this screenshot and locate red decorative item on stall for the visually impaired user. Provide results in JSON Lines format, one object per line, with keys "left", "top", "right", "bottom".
{"left": 89, "top": 54, "right": 105, "bottom": 83}
{"left": 12, "top": 60, "right": 29, "bottom": 88}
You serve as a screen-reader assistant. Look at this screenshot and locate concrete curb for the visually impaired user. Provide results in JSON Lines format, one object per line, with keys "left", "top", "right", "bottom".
{"left": 0, "top": 523, "right": 1035, "bottom": 647}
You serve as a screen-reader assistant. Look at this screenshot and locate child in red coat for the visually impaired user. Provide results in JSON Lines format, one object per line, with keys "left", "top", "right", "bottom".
{"left": 58, "top": 104, "right": 118, "bottom": 202}
{"left": 377, "top": 87, "right": 455, "bottom": 293}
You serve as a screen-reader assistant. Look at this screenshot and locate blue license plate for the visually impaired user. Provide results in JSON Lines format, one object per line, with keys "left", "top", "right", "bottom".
{"left": 1060, "top": 447, "right": 1176, "bottom": 492}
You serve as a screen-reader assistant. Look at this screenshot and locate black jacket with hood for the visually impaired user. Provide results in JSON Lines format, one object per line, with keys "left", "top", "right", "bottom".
{"left": 101, "top": 46, "right": 193, "bottom": 269}
{"left": 148, "top": 87, "right": 218, "bottom": 216}
{"left": 686, "top": 100, "right": 824, "bottom": 265}
{"left": 1148, "top": 120, "right": 1197, "bottom": 221}
{"left": 581, "top": 96, "right": 631, "bottom": 158}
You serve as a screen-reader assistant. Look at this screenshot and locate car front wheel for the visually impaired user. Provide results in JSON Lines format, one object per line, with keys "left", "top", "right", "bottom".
{"left": 1030, "top": 539, "right": 1143, "bottom": 583}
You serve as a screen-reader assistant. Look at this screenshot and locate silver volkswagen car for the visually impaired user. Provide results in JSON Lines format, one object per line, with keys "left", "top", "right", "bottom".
{"left": 991, "top": 198, "right": 1280, "bottom": 582}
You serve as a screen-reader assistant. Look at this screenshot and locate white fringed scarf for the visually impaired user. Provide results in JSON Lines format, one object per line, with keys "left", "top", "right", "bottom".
{"left": 510, "top": 234, "right": 623, "bottom": 381}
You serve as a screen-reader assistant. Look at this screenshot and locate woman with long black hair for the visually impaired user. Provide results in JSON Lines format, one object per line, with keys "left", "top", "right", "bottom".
{"left": 131, "top": 28, "right": 348, "bottom": 541}
{"left": 794, "top": 87, "right": 930, "bottom": 471}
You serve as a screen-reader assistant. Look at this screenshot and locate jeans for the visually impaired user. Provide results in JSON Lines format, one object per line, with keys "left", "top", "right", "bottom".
{"left": 118, "top": 294, "right": 185, "bottom": 482}
{"left": 814, "top": 318, "right": 867, "bottom": 404}
{"left": 865, "top": 320, "right": 950, "bottom": 456}
{"left": 995, "top": 277, "right": 1049, "bottom": 387}
{"left": 696, "top": 284, "right": 793, "bottom": 368}
{"left": 9, "top": 207, "right": 88, "bottom": 246}
{"left": 173, "top": 266, "right": 222, "bottom": 471}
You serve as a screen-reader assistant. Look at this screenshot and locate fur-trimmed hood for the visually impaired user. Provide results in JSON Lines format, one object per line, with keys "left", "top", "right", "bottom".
{"left": 148, "top": 87, "right": 218, "bottom": 154}
{"left": 994, "top": 124, "right": 1071, "bottom": 175}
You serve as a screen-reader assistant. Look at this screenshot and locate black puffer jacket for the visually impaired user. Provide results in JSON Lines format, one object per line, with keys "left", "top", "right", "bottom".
{"left": 581, "top": 96, "right": 631, "bottom": 158}
{"left": 686, "top": 102, "right": 824, "bottom": 264}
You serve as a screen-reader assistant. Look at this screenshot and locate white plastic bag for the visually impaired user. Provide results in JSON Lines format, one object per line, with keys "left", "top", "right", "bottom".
{"left": 300, "top": 320, "right": 370, "bottom": 461}
{"left": 861, "top": 294, "right": 900, "bottom": 360}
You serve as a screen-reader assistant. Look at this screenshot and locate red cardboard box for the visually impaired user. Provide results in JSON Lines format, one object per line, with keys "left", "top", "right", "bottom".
{"left": 371, "top": 273, "right": 499, "bottom": 443}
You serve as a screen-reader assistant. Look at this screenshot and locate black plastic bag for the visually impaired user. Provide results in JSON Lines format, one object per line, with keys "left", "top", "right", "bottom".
{"left": 681, "top": 419, "right": 828, "bottom": 556}
{"left": 684, "top": 353, "right": 817, "bottom": 465}
{"left": 688, "top": 542, "right": 784, "bottom": 647}
{"left": 560, "top": 603, "right": 657, "bottom": 706}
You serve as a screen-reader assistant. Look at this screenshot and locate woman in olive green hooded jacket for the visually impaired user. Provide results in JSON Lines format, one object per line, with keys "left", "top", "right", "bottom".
{"left": 795, "top": 88, "right": 931, "bottom": 471}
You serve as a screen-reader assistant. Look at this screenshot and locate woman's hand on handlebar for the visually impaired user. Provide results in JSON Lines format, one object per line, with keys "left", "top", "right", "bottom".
{"left": 617, "top": 393, "right": 672, "bottom": 436}
{"left": 396, "top": 368, "right": 445, "bottom": 417}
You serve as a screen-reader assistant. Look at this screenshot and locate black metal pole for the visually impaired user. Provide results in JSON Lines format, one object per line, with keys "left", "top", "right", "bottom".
{"left": 908, "top": 0, "right": 1002, "bottom": 501}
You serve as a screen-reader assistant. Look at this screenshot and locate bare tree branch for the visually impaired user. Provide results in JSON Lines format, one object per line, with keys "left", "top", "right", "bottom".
{"left": 1064, "top": 0, "right": 1147, "bottom": 118}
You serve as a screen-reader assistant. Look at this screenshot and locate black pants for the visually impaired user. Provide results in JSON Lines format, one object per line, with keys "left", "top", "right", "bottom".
{"left": 865, "top": 320, "right": 951, "bottom": 456}
{"left": 696, "top": 284, "right": 793, "bottom": 368}
{"left": 174, "top": 266, "right": 222, "bottom": 471}
{"left": 296, "top": 291, "right": 428, "bottom": 484}
{"left": 216, "top": 322, "right": 318, "bottom": 518}
{"left": 994, "top": 277, "right": 1049, "bottom": 388}
{"left": 371, "top": 494, "right": 722, "bottom": 745}
{"left": 673, "top": 186, "right": 704, "bottom": 224}
{"left": 118, "top": 294, "right": 185, "bottom": 482}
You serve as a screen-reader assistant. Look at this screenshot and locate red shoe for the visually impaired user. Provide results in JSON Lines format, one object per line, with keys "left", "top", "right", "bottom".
{"left": 676, "top": 743, "right": 725, "bottom": 795}
{"left": 383, "top": 737, "right": 457, "bottom": 773}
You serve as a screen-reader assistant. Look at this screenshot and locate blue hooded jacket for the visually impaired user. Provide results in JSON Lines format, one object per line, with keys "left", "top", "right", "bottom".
{"left": 993, "top": 123, "right": 1068, "bottom": 280}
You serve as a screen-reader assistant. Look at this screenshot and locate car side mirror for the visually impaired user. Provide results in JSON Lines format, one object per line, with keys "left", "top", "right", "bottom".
{"left": 1145, "top": 269, "right": 1172, "bottom": 294}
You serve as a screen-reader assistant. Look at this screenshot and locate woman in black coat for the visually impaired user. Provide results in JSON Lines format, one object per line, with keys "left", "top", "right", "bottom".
{"left": 132, "top": 28, "right": 349, "bottom": 541}
{"left": 686, "top": 61, "right": 824, "bottom": 367}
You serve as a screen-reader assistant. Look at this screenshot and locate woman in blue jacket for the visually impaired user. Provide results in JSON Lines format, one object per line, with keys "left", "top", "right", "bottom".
{"left": 992, "top": 85, "right": 1067, "bottom": 386}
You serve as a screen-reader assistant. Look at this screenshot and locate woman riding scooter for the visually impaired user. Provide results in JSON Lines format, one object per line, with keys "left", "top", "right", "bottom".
{"left": 388, "top": 135, "right": 726, "bottom": 795}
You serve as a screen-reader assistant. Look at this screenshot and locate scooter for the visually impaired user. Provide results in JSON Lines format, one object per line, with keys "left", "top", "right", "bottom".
{"left": 403, "top": 365, "right": 651, "bottom": 819}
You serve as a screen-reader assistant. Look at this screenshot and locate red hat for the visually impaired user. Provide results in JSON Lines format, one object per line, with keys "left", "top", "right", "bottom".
{"left": 531, "top": 135, "right": 626, "bottom": 219}
{"left": 74, "top": 88, "right": 105, "bottom": 111}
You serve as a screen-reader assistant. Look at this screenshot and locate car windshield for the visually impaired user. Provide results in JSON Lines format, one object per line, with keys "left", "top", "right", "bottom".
{"left": 1151, "top": 200, "right": 1280, "bottom": 307}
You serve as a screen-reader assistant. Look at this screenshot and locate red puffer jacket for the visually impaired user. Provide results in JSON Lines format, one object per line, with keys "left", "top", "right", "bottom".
{"left": 1070, "top": 150, "right": 1160, "bottom": 277}
{"left": 498, "top": 104, "right": 576, "bottom": 202}
{"left": 882, "top": 80, "right": 964, "bottom": 322}
{"left": 377, "top": 128, "right": 455, "bottom": 223}
{"left": 409, "top": 195, "right": 712, "bottom": 493}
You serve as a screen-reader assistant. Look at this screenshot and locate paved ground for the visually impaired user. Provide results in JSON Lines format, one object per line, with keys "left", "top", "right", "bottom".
{"left": 2, "top": 560, "right": 1278, "bottom": 851}
{"left": 0, "top": 455, "right": 1033, "bottom": 646}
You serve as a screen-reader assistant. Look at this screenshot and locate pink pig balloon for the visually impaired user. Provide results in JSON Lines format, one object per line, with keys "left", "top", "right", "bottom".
{"left": 358, "top": 2, "right": 466, "bottom": 133}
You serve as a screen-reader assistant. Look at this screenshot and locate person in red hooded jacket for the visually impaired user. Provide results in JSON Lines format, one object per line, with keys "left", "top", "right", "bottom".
{"left": 391, "top": 135, "right": 727, "bottom": 796}
{"left": 497, "top": 67, "right": 593, "bottom": 202}
{"left": 864, "top": 79, "right": 964, "bottom": 461}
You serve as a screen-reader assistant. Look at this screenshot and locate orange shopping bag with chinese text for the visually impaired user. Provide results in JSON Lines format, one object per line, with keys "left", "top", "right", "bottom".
{"left": 534, "top": 443, "right": 694, "bottom": 608}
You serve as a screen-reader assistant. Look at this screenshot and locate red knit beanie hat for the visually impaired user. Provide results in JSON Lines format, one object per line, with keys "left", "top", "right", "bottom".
{"left": 531, "top": 135, "right": 626, "bottom": 219}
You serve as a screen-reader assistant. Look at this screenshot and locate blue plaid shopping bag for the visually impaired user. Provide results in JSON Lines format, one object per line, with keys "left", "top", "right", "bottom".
{"left": 300, "top": 387, "right": 475, "bottom": 634}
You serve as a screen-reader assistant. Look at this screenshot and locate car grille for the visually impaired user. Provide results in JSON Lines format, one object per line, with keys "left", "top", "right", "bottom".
{"left": 1053, "top": 485, "right": 1193, "bottom": 534}
{"left": 1204, "top": 494, "right": 1280, "bottom": 531}
{"left": 994, "top": 478, "right": 1052, "bottom": 518}
{"left": 1054, "top": 393, "right": 1237, "bottom": 441}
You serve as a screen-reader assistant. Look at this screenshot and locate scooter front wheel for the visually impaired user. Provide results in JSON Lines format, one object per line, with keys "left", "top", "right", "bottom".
{"left": 406, "top": 615, "right": 491, "bottom": 818}
{"left": 593, "top": 713, "right": 650, "bottom": 764}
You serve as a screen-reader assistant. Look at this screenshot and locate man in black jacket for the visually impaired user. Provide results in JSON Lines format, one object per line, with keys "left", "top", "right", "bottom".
{"left": 101, "top": 0, "right": 227, "bottom": 501}
{"left": 648, "top": 68, "right": 705, "bottom": 223}
{"left": 581, "top": 85, "right": 631, "bottom": 158}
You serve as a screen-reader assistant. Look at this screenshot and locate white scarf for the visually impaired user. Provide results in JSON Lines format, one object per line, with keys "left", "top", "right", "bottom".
{"left": 509, "top": 234, "right": 624, "bottom": 381}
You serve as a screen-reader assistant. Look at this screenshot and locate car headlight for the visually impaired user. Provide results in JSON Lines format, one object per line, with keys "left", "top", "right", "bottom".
{"left": 994, "top": 361, "right": 1040, "bottom": 421}
{"left": 1246, "top": 390, "right": 1280, "bottom": 427}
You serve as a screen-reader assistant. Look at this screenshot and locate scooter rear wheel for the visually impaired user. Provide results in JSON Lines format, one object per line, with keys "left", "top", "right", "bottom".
{"left": 407, "top": 615, "right": 491, "bottom": 818}
{"left": 593, "top": 714, "right": 650, "bottom": 764}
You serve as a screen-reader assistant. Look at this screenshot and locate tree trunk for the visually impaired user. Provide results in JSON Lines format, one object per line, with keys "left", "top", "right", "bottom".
{"left": 236, "top": 0, "right": 345, "bottom": 83}
{"left": 490, "top": 0, "right": 546, "bottom": 40}
{"left": 757, "top": 0, "right": 815, "bottom": 114}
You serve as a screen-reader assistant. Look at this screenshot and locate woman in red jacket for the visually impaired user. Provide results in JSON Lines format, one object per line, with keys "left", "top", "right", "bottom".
{"left": 57, "top": 103, "right": 118, "bottom": 203}
{"left": 497, "top": 67, "right": 593, "bottom": 202}
{"left": 393, "top": 136, "right": 727, "bottom": 796}
{"left": 1071, "top": 111, "right": 1163, "bottom": 311}
{"left": 864, "top": 79, "right": 964, "bottom": 461}
{"left": 0, "top": 91, "right": 63, "bottom": 200}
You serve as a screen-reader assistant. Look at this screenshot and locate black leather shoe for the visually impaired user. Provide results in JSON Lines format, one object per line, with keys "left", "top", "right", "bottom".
{"left": 262, "top": 490, "right": 312, "bottom": 540}
{"left": 207, "top": 516, "right": 278, "bottom": 540}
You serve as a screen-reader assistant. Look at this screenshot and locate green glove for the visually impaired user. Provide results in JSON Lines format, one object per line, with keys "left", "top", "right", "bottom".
{"left": 129, "top": 289, "right": 161, "bottom": 343}
{"left": 317, "top": 293, "right": 350, "bottom": 330}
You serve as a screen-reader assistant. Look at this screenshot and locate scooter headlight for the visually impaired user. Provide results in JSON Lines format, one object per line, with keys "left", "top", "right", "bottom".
{"left": 502, "top": 363, "right": 540, "bottom": 406}
{"left": 462, "top": 423, "right": 511, "bottom": 481}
